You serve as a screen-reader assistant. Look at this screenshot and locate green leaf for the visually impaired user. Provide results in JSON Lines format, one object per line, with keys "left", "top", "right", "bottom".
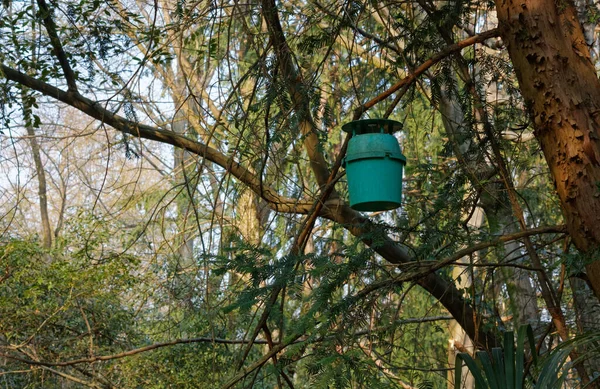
{"left": 515, "top": 325, "right": 527, "bottom": 389}
{"left": 455, "top": 352, "right": 488, "bottom": 389}
{"left": 503, "top": 331, "right": 515, "bottom": 389}
{"left": 492, "top": 347, "right": 505, "bottom": 387}
{"left": 477, "top": 351, "right": 499, "bottom": 389}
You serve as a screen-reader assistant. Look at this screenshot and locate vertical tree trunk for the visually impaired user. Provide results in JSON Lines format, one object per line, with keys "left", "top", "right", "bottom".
{"left": 447, "top": 207, "right": 482, "bottom": 389}
{"left": 439, "top": 72, "right": 540, "bottom": 327}
{"left": 495, "top": 0, "right": 600, "bottom": 299}
{"left": 26, "top": 126, "right": 52, "bottom": 249}
{"left": 440, "top": 81, "right": 539, "bottom": 389}
{"left": 172, "top": 109, "right": 195, "bottom": 265}
{"left": 22, "top": 93, "right": 52, "bottom": 249}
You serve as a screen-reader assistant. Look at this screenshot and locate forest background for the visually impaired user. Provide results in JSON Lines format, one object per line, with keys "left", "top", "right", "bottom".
{"left": 1, "top": 0, "right": 600, "bottom": 387}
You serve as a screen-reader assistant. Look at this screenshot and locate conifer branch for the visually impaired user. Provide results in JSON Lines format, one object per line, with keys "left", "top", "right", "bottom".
{"left": 353, "top": 27, "right": 501, "bottom": 118}
{"left": 395, "top": 225, "right": 567, "bottom": 282}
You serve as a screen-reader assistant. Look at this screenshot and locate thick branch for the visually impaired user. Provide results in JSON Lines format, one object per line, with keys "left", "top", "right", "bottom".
{"left": 261, "top": 0, "right": 333, "bottom": 190}
{"left": 36, "top": 0, "right": 78, "bottom": 92}
{"left": 324, "top": 206, "right": 563, "bottom": 349}
{"left": 0, "top": 64, "right": 313, "bottom": 215}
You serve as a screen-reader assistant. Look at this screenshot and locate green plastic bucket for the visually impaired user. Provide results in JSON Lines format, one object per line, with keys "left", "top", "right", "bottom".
{"left": 342, "top": 119, "right": 406, "bottom": 212}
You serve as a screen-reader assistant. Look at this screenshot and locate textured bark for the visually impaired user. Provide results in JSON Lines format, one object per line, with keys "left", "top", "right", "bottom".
{"left": 495, "top": 0, "right": 600, "bottom": 299}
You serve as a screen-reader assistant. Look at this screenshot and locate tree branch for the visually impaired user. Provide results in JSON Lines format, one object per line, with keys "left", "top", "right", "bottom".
{"left": 0, "top": 337, "right": 272, "bottom": 367}
{"left": 221, "top": 333, "right": 303, "bottom": 389}
{"left": 0, "top": 314, "right": 454, "bottom": 372}
{"left": 261, "top": 0, "right": 333, "bottom": 191}
{"left": 352, "top": 27, "right": 501, "bottom": 118}
{"left": 0, "top": 64, "right": 315, "bottom": 215}
{"left": 38, "top": 366, "right": 102, "bottom": 389}
{"left": 395, "top": 224, "right": 567, "bottom": 281}
{"left": 313, "top": 1, "right": 402, "bottom": 55}
{"left": 36, "top": 0, "right": 78, "bottom": 92}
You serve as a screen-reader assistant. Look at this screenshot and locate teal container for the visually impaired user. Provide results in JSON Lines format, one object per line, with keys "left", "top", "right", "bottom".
{"left": 342, "top": 119, "right": 406, "bottom": 212}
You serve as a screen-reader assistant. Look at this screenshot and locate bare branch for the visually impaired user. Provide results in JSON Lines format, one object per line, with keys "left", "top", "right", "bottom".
{"left": 395, "top": 225, "right": 567, "bottom": 282}
{"left": 0, "top": 337, "right": 272, "bottom": 367}
{"left": 38, "top": 366, "right": 102, "bottom": 389}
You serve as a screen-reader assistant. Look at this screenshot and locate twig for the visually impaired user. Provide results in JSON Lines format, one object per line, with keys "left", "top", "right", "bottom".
{"left": 0, "top": 337, "right": 272, "bottom": 367}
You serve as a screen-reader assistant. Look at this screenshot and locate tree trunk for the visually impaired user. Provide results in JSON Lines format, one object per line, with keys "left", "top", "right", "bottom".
{"left": 495, "top": 0, "right": 600, "bottom": 299}
{"left": 447, "top": 207, "right": 482, "bottom": 389}
{"left": 22, "top": 92, "right": 52, "bottom": 249}
{"left": 439, "top": 71, "right": 540, "bottom": 327}
{"left": 172, "top": 109, "right": 195, "bottom": 264}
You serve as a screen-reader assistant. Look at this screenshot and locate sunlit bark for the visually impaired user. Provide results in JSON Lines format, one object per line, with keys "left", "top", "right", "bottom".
{"left": 496, "top": 0, "right": 600, "bottom": 300}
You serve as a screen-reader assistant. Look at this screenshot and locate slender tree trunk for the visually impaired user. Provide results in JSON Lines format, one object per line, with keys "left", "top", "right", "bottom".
{"left": 495, "top": 0, "right": 600, "bottom": 299}
{"left": 439, "top": 72, "right": 540, "bottom": 327}
{"left": 447, "top": 207, "right": 482, "bottom": 389}
{"left": 439, "top": 81, "right": 538, "bottom": 389}
{"left": 482, "top": 199, "right": 540, "bottom": 326}
{"left": 172, "top": 109, "right": 195, "bottom": 264}
{"left": 22, "top": 93, "right": 52, "bottom": 249}
{"left": 429, "top": 0, "right": 541, "bottom": 331}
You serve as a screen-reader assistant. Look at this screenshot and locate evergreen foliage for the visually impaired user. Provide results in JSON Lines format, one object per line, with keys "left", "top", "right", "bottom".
{"left": 0, "top": 0, "right": 598, "bottom": 387}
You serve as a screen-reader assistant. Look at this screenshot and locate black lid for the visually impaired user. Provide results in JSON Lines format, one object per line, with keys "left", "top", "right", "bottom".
{"left": 341, "top": 119, "right": 403, "bottom": 135}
